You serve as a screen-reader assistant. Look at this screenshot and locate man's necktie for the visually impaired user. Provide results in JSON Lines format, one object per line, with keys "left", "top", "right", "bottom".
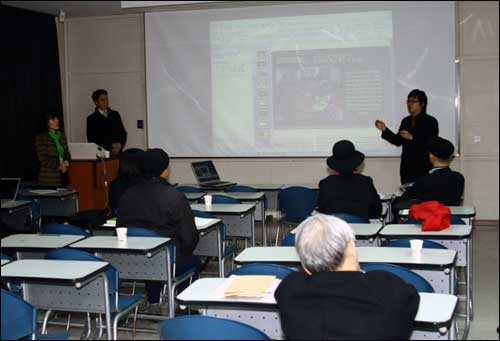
{"left": 411, "top": 115, "right": 416, "bottom": 129}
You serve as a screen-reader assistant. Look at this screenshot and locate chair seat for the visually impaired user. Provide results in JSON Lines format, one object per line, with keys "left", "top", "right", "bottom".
{"left": 113, "top": 294, "right": 144, "bottom": 313}
{"left": 36, "top": 332, "right": 70, "bottom": 340}
{"left": 175, "top": 268, "right": 197, "bottom": 282}
{"left": 224, "top": 244, "right": 238, "bottom": 257}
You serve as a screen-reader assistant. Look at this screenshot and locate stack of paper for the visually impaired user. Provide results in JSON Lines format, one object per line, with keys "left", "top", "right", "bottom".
{"left": 224, "top": 275, "right": 276, "bottom": 297}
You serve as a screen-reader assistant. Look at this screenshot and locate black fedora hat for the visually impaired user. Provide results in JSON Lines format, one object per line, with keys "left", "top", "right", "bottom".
{"left": 327, "top": 140, "right": 365, "bottom": 173}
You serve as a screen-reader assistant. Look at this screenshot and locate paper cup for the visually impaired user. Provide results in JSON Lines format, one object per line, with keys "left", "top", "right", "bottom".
{"left": 410, "top": 239, "right": 423, "bottom": 254}
{"left": 116, "top": 227, "right": 128, "bottom": 241}
{"left": 204, "top": 195, "right": 212, "bottom": 206}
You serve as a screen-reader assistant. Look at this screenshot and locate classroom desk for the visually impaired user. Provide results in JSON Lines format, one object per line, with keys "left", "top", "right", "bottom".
{"left": 1, "top": 259, "right": 113, "bottom": 340}
{"left": 177, "top": 278, "right": 458, "bottom": 340}
{"left": 22, "top": 189, "right": 79, "bottom": 217}
{"left": 1, "top": 234, "right": 85, "bottom": 259}
{"left": 1, "top": 200, "right": 33, "bottom": 232}
{"left": 291, "top": 223, "right": 384, "bottom": 246}
{"left": 380, "top": 223, "right": 473, "bottom": 339}
{"left": 1, "top": 259, "right": 10, "bottom": 266}
{"left": 192, "top": 217, "right": 224, "bottom": 277}
{"left": 69, "top": 236, "right": 174, "bottom": 317}
{"left": 191, "top": 203, "right": 257, "bottom": 247}
{"left": 184, "top": 192, "right": 205, "bottom": 202}
{"left": 399, "top": 206, "right": 476, "bottom": 226}
{"left": 235, "top": 247, "right": 457, "bottom": 295}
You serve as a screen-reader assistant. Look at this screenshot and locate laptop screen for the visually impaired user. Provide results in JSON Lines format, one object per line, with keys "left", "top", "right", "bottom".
{"left": 0, "top": 178, "right": 21, "bottom": 200}
{"left": 191, "top": 161, "right": 220, "bottom": 183}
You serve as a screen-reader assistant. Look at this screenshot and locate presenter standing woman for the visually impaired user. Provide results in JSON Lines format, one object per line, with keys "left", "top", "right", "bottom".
{"left": 35, "top": 114, "right": 71, "bottom": 187}
{"left": 375, "top": 89, "right": 439, "bottom": 185}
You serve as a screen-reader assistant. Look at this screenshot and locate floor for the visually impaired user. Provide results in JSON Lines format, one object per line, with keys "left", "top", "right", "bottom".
{"left": 38, "top": 220, "right": 499, "bottom": 340}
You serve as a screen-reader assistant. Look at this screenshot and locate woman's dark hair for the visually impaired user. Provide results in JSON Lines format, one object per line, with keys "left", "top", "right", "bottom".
{"left": 118, "top": 148, "right": 144, "bottom": 180}
{"left": 408, "top": 89, "right": 428, "bottom": 114}
{"left": 44, "top": 114, "right": 61, "bottom": 131}
{"left": 92, "top": 89, "right": 108, "bottom": 103}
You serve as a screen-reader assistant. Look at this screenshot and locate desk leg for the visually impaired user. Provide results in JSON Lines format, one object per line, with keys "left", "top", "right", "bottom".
{"left": 261, "top": 201, "right": 267, "bottom": 246}
{"left": 217, "top": 225, "right": 223, "bottom": 277}
{"left": 251, "top": 212, "right": 256, "bottom": 247}
{"left": 101, "top": 274, "right": 113, "bottom": 340}
{"left": 166, "top": 248, "right": 174, "bottom": 318}
{"left": 449, "top": 267, "right": 455, "bottom": 295}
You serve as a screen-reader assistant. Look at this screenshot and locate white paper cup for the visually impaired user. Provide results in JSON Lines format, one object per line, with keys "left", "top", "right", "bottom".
{"left": 410, "top": 239, "right": 423, "bottom": 254}
{"left": 116, "top": 227, "right": 128, "bottom": 241}
{"left": 204, "top": 195, "right": 212, "bottom": 206}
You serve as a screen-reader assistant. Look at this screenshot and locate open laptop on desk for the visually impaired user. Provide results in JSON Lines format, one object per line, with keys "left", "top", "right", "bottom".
{"left": 191, "top": 161, "right": 236, "bottom": 189}
{"left": 1, "top": 178, "right": 21, "bottom": 206}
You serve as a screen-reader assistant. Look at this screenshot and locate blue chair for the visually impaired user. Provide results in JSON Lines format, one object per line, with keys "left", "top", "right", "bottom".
{"left": 176, "top": 186, "right": 204, "bottom": 193}
{"left": 1, "top": 289, "right": 69, "bottom": 340}
{"left": 276, "top": 187, "right": 318, "bottom": 245}
{"left": 126, "top": 227, "right": 197, "bottom": 314}
{"left": 192, "top": 210, "right": 238, "bottom": 272}
{"left": 361, "top": 263, "right": 434, "bottom": 293}
{"left": 159, "top": 315, "right": 270, "bottom": 340}
{"left": 281, "top": 234, "right": 296, "bottom": 246}
{"left": 0, "top": 253, "right": 13, "bottom": 261}
{"left": 405, "top": 216, "right": 466, "bottom": 225}
{"left": 225, "top": 185, "right": 258, "bottom": 193}
{"left": 16, "top": 190, "right": 42, "bottom": 233}
{"left": 210, "top": 195, "right": 241, "bottom": 205}
{"left": 228, "top": 263, "right": 295, "bottom": 280}
{"left": 41, "top": 223, "right": 91, "bottom": 236}
{"left": 332, "top": 213, "right": 370, "bottom": 224}
{"left": 46, "top": 248, "right": 143, "bottom": 339}
{"left": 382, "top": 238, "right": 447, "bottom": 249}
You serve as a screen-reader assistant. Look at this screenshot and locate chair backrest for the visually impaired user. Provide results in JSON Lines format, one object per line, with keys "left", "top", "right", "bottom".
{"left": 228, "top": 263, "right": 295, "bottom": 280}
{"left": 211, "top": 194, "right": 241, "bottom": 205}
{"left": 15, "top": 194, "right": 42, "bottom": 231}
{"left": 0, "top": 253, "right": 13, "bottom": 261}
{"left": 405, "top": 216, "right": 466, "bottom": 225}
{"left": 361, "top": 263, "right": 434, "bottom": 293}
{"left": 159, "top": 315, "right": 270, "bottom": 340}
{"left": 382, "top": 238, "right": 447, "bottom": 250}
{"left": 126, "top": 227, "right": 177, "bottom": 264}
{"left": 1, "top": 288, "right": 36, "bottom": 340}
{"left": 332, "top": 213, "right": 370, "bottom": 224}
{"left": 281, "top": 234, "right": 296, "bottom": 247}
{"left": 46, "top": 248, "right": 119, "bottom": 293}
{"left": 176, "top": 186, "right": 204, "bottom": 193}
{"left": 41, "top": 223, "right": 91, "bottom": 237}
{"left": 278, "top": 187, "right": 318, "bottom": 223}
{"left": 225, "top": 185, "right": 257, "bottom": 193}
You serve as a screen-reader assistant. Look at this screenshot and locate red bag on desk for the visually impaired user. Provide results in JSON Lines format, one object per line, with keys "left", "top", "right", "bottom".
{"left": 409, "top": 201, "right": 451, "bottom": 231}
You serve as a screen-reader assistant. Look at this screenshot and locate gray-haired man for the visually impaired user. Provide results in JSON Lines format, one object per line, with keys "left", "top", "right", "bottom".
{"left": 275, "top": 214, "right": 420, "bottom": 340}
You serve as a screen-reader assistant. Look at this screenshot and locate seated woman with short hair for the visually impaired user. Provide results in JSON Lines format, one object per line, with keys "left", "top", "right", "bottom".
{"left": 275, "top": 214, "right": 419, "bottom": 340}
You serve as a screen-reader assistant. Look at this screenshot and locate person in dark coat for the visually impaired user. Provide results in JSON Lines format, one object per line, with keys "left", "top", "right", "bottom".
{"left": 86, "top": 89, "right": 127, "bottom": 156}
{"left": 375, "top": 89, "right": 439, "bottom": 185}
{"left": 108, "top": 148, "right": 144, "bottom": 212}
{"left": 393, "top": 136, "right": 464, "bottom": 212}
{"left": 117, "top": 148, "right": 200, "bottom": 307}
{"left": 275, "top": 214, "right": 420, "bottom": 340}
{"left": 318, "top": 140, "right": 382, "bottom": 221}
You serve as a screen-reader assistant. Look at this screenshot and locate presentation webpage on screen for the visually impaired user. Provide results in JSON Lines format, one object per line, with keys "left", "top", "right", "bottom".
{"left": 146, "top": 1, "right": 457, "bottom": 157}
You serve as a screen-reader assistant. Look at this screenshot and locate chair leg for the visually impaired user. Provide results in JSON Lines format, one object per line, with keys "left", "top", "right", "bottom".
{"left": 97, "top": 315, "right": 104, "bottom": 340}
{"left": 66, "top": 313, "right": 72, "bottom": 331}
{"left": 275, "top": 222, "right": 281, "bottom": 246}
{"left": 42, "top": 309, "right": 53, "bottom": 334}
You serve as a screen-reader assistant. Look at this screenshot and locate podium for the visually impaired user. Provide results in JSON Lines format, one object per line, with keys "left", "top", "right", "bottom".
{"left": 68, "top": 159, "right": 119, "bottom": 211}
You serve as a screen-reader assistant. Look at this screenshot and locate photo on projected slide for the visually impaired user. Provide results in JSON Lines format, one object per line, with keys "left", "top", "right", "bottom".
{"left": 270, "top": 47, "right": 393, "bottom": 130}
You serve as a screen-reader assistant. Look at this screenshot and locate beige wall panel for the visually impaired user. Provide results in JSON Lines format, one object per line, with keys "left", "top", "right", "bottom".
{"left": 459, "top": 1, "right": 499, "bottom": 57}
{"left": 463, "top": 157, "right": 499, "bottom": 219}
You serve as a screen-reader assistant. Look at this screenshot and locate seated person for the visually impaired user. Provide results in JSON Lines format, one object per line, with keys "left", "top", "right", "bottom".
{"left": 318, "top": 140, "right": 382, "bottom": 220}
{"left": 275, "top": 214, "right": 419, "bottom": 340}
{"left": 393, "top": 136, "right": 464, "bottom": 212}
{"left": 108, "top": 148, "right": 144, "bottom": 212}
{"left": 117, "top": 148, "right": 201, "bottom": 309}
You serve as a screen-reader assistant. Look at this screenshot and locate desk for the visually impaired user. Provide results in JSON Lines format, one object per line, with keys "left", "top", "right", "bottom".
{"left": 177, "top": 278, "right": 458, "bottom": 340}
{"left": 22, "top": 190, "right": 79, "bottom": 217}
{"left": 184, "top": 192, "right": 205, "bottom": 202}
{"left": 1, "top": 259, "right": 112, "bottom": 340}
{"left": 380, "top": 223, "right": 473, "bottom": 338}
{"left": 1, "top": 200, "right": 33, "bottom": 232}
{"left": 291, "top": 223, "right": 384, "bottom": 247}
{"left": 70, "top": 236, "right": 175, "bottom": 317}
{"left": 1, "top": 259, "right": 10, "bottom": 266}
{"left": 191, "top": 203, "right": 257, "bottom": 247}
{"left": 1, "top": 234, "right": 85, "bottom": 259}
{"left": 235, "top": 247, "right": 457, "bottom": 294}
{"left": 193, "top": 217, "right": 224, "bottom": 277}
{"left": 399, "top": 206, "right": 476, "bottom": 226}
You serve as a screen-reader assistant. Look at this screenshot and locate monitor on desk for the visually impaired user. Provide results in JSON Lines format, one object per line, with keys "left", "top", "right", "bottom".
{"left": 1, "top": 178, "right": 21, "bottom": 201}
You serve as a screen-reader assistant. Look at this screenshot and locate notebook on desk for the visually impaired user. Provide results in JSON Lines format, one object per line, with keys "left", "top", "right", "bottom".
{"left": 1, "top": 178, "right": 21, "bottom": 206}
{"left": 191, "top": 160, "right": 236, "bottom": 188}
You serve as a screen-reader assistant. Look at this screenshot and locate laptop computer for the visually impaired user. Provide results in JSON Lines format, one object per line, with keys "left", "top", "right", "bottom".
{"left": 191, "top": 161, "right": 236, "bottom": 189}
{"left": 1, "top": 178, "right": 21, "bottom": 206}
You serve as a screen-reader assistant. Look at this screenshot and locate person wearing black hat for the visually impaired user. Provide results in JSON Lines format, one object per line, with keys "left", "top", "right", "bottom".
{"left": 392, "top": 136, "right": 464, "bottom": 212}
{"left": 318, "top": 140, "right": 382, "bottom": 221}
{"left": 117, "top": 148, "right": 201, "bottom": 308}
{"left": 375, "top": 89, "right": 439, "bottom": 185}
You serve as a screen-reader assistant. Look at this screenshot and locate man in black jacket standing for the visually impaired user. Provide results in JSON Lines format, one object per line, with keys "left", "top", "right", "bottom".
{"left": 117, "top": 148, "right": 200, "bottom": 309}
{"left": 87, "top": 89, "right": 127, "bottom": 156}
{"left": 375, "top": 89, "right": 439, "bottom": 185}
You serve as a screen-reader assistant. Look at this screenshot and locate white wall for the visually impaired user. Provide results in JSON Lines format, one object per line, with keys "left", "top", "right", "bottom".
{"left": 58, "top": 1, "right": 499, "bottom": 220}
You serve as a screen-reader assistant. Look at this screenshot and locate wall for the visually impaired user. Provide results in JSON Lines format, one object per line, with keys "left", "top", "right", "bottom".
{"left": 58, "top": 1, "right": 499, "bottom": 220}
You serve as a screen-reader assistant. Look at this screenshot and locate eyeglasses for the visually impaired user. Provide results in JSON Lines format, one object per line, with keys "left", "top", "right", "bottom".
{"left": 406, "top": 99, "right": 420, "bottom": 104}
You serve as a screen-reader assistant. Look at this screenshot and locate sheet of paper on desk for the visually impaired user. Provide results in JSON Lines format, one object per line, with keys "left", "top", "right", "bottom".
{"left": 195, "top": 217, "right": 218, "bottom": 228}
{"left": 104, "top": 218, "right": 117, "bottom": 227}
{"left": 223, "top": 275, "right": 277, "bottom": 297}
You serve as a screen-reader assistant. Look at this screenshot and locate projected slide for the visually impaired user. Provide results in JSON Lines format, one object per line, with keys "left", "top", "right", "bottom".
{"left": 146, "top": 1, "right": 457, "bottom": 157}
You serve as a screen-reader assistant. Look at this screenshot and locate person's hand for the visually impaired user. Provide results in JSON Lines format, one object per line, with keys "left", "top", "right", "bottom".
{"left": 58, "top": 162, "right": 68, "bottom": 174}
{"left": 112, "top": 143, "right": 122, "bottom": 155}
{"left": 375, "top": 120, "right": 386, "bottom": 131}
{"left": 399, "top": 130, "right": 413, "bottom": 140}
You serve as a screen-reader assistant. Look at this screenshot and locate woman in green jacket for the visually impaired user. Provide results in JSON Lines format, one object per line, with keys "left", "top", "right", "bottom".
{"left": 35, "top": 114, "right": 71, "bottom": 187}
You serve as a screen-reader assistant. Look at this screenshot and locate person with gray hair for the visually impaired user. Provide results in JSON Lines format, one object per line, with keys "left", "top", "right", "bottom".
{"left": 275, "top": 214, "right": 420, "bottom": 340}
